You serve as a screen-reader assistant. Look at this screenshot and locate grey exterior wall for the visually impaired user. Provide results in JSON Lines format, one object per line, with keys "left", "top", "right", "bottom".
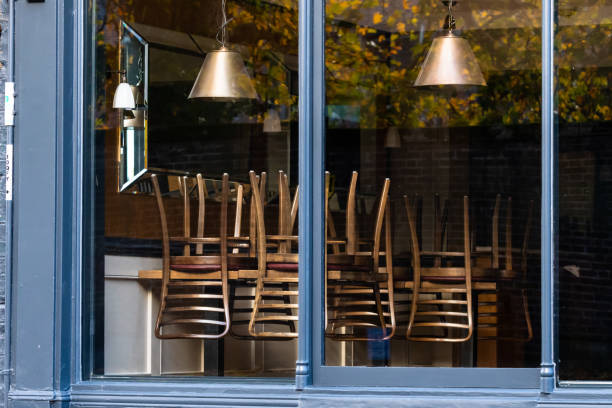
{"left": 0, "top": 1, "right": 8, "bottom": 406}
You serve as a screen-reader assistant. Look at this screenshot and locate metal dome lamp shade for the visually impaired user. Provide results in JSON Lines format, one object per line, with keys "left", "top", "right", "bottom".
{"left": 113, "top": 71, "right": 136, "bottom": 109}
{"left": 263, "top": 108, "right": 282, "bottom": 133}
{"left": 384, "top": 126, "right": 401, "bottom": 148}
{"left": 189, "top": 0, "right": 258, "bottom": 100}
{"left": 414, "top": 1, "right": 486, "bottom": 87}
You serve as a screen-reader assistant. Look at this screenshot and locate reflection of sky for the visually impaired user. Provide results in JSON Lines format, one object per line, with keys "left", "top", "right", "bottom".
{"left": 327, "top": 105, "right": 361, "bottom": 129}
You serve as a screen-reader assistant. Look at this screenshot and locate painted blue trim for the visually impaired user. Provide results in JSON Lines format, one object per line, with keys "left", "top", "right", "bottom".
{"left": 3, "top": 1, "right": 16, "bottom": 407}
{"left": 297, "top": 0, "right": 314, "bottom": 391}
{"left": 73, "top": 0, "right": 88, "bottom": 386}
{"left": 316, "top": 367, "right": 540, "bottom": 388}
{"left": 539, "top": 0, "right": 556, "bottom": 394}
{"left": 311, "top": 0, "right": 326, "bottom": 379}
{"left": 13, "top": 0, "right": 612, "bottom": 404}
{"left": 309, "top": 0, "right": 542, "bottom": 389}
{"left": 70, "top": 380, "right": 299, "bottom": 407}
{"left": 12, "top": 0, "right": 61, "bottom": 395}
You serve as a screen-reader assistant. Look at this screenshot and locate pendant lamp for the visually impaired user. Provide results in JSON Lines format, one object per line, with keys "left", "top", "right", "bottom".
{"left": 113, "top": 72, "right": 136, "bottom": 109}
{"left": 384, "top": 126, "right": 401, "bottom": 148}
{"left": 189, "top": 0, "right": 258, "bottom": 100}
{"left": 263, "top": 109, "right": 282, "bottom": 133}
{"left": 414, "top": 1, "right": 486, "bottom": 87}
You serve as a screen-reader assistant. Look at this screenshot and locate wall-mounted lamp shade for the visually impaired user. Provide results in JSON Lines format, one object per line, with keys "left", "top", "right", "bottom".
{"left": 123, "top": 109, "right": 145, "bottom": 129}
{"left": 189, "top": 47, "right": 258, "bottom": 100}
{"left": 113, "top": 82, "right": 136, "bottom": 109}
{"left": 384, "top": 126, "right": 401, "bottom": 148}
{"left": 263, "top": 109, "right": 282, "bottom": 133}
{"left": 414, "top": 33, "right": 486, "bottom": 87}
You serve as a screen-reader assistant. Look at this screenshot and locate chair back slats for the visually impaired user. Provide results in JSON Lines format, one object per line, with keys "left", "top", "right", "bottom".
{"left": 178, "top": 176, "right": 191, "bottom": 257}
{"left": 232, "top": 184, "right": 244, "bottom": 254}
{"left": 196, "top": 174, "right": 206, "bottom": 255}
{"left": 152, "top": 173, "right": 231, "bottom": 340}
{"left": 346, "top": 171, "right": 358, "bottom": 255}
{"left": 290, "top": 185, "right": 299, "bottom": 234}
{"left": 504, "top": 197, "right": 513, "bottom": 272}
{"left": 521, "top": 200, "right": 534, "bottom": 277}
{"left": 491, "top": 194, "right": 501, "bottom": 269}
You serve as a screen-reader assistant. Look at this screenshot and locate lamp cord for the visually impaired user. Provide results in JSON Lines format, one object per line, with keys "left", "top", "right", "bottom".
{"left": 443, "top": 0, "right": 456, "bottom": 33}
{"left": 216, "top": 0, "right": 234, "bottom": 48}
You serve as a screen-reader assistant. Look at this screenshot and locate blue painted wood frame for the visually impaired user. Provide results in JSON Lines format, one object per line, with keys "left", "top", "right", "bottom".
{"left": 10, "top": 0, "right": 612, "bottom": 404}
{"left": 539, "top": 0, "right": 557, "bottom": 394}
{"left": 10, "top": 0, "right": 76, "bottom": 406}
{"left": 307, "top": 0, "right": 540, "bottom": 391}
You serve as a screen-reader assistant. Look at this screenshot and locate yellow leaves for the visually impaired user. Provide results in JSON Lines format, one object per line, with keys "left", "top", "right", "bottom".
{"left": 373, "top": 12, "right": 383, "bottom": 24}
{"left": 411, "top": 5, "right": 420, "bottom": 14}
{"left": 402, "top": 0, "right": 410, "bottom": 9}
{"left": 396, "top": 22, "right": 406, "bottom": 33}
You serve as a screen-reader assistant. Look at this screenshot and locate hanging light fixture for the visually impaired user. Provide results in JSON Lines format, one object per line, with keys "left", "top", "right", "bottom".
{"left": 113, "top": 71, "right": 136, "bottom": 109}
{"left": 263, "top": 109, "right": 282, "bottom": 133}
{"left": 414, "top": 0, "right": 486, "bottom": 87}
{"left": 384, "top": 126, "right": 401, "bottom": 148}
{"left": 189, "top": 0, "right": 258, "bottom": 100}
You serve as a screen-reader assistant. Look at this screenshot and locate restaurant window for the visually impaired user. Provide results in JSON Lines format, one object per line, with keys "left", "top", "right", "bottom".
{"left": 83, "top": 0, "right": 299, "bottom": 378}
{"left": 556, "top": 0, "right": 612, "bottom": 382}
{"left": 322, "top": 0, "right": 542, "bottom": 369}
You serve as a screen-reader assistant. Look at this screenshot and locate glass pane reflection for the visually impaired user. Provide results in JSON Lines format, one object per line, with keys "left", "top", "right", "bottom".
{"left": 324, "top": 0, "right": 541, "bottom": 368}
{"left": 556, "top": 0, "right": 612, "bottom": 381}
{"left": 86, "top": 0, "right": 298, "bottom": 377}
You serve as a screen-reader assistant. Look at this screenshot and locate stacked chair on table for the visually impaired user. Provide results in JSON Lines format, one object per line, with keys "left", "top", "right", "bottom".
{"left": 399, "top": 195, "right": 474, "bottom": 343}
{"left": 474, "top": 196, "right": 534, "bottom": 344}
{"left": 151, "top": 173, "right": 234, "bottom": 339}
{"left": 247, "top": 170, "right": 300, "bottom": 339}
{"left": 325, "top": 171, "right": 396, "bottom": 341}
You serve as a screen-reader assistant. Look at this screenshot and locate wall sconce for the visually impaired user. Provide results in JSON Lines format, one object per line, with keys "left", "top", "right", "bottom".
{"left": 112, "top": 71, "right": 136, "bottom": 109}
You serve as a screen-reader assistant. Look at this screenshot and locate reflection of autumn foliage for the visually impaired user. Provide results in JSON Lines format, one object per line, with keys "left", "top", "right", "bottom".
{"left": 93, "top": 0, "right": 612, "bottom": 129}
{"left": 324, "top": 0, "right": 611, "bottom": 128}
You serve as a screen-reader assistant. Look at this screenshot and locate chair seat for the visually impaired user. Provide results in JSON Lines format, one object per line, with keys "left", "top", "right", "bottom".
{"left": 267, "top": 262, "right": 298, "bottom": 272}
{"left": 171, "top": 264, "right": 241, "bottom": 272}
{"left": 422, "top": 275, "right": 493, "bottom": 283}
{"left": 327, "top": 263, "right": 370, "bottom": 272}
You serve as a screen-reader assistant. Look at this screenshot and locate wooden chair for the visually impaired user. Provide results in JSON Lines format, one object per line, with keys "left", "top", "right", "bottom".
{"left": 325, "top": 173, "right": 396, "bottom": 341}
{"left": 476, "top": 197, "right": 534, "bottom": 343}
{"left": 248, "top": 170, "right": 299, "bottom": 339}
{"left": 403, "top": 195, "right": 473, "bottom": 342}
{"left": 151, "top": 173, "right": 232, "bottom": 339}
{"left": 228, "top": 172, "right": 264, "bottom": 340}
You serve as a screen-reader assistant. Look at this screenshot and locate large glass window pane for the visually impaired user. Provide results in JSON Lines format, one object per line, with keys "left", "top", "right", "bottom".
{"left": 323, "top": 0, "right": 541, "bottom": 368}
{"left": 84, "top": 0, "right": 299, "bottom": 378}
{"left": 556, "top": 0, "right": 612, "bottom": 381}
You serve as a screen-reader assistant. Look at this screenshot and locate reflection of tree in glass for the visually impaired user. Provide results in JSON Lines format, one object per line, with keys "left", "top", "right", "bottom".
{"left": 93, "top": 0, "right": 612, "bottom": 129}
